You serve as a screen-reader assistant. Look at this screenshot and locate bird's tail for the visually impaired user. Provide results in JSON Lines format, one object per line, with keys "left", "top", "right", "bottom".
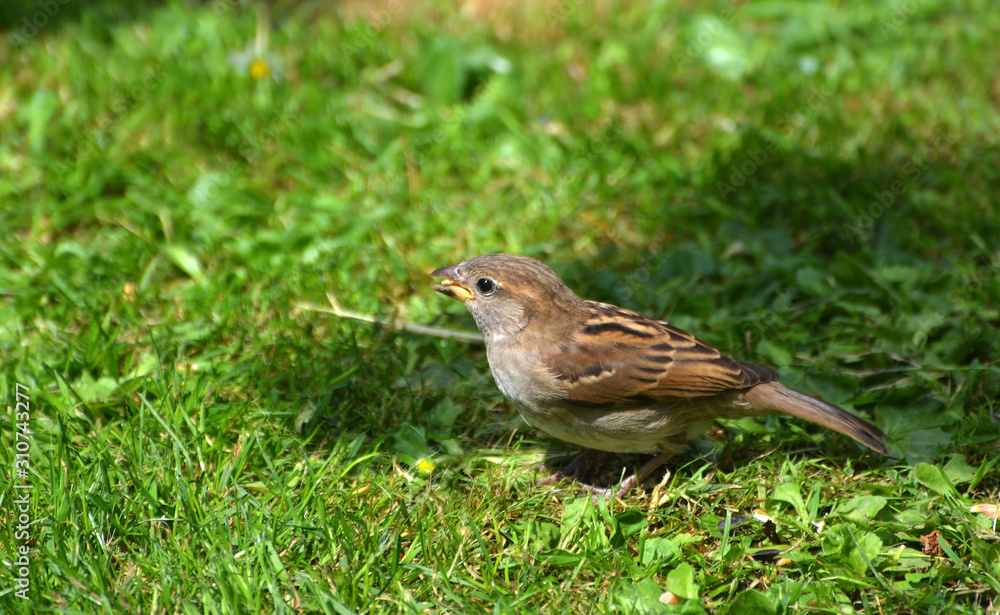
{"left": 744, "top": 382, "right": 887, "bottom": 455}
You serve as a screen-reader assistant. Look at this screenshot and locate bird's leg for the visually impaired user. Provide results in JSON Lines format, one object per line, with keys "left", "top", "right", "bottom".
{"left": 615, "top": 452, "right": 673, "bottom": 498}
{"left": 585, "top": 452, "right": 674, "bottom": 500}
{"left": 536, "top": 449, "right": 607, "bottom": 486}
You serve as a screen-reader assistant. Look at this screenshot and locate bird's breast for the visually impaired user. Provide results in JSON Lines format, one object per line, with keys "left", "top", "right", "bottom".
{"left": 483, "top": 341, "right": 708, "bottom": 454}
{"left": 484, "top": 342, "right": 561, "bottom": 408}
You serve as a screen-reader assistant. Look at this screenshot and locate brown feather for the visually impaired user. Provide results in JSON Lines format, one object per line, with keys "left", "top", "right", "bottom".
{"left": 745, "top": 382, "right": 888, "bottom": 455}
{"left": 542, "top": 301, "right": 779, "bottom": 407}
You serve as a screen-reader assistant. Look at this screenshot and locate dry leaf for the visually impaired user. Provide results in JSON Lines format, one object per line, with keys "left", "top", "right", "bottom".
{"left": 920, "top": 530, "right": 942, "bottom": 555}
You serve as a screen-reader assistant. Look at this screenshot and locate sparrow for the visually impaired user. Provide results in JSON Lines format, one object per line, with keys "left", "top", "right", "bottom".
{"left": 431, "top": 253, "right": 887, "bottom": 499}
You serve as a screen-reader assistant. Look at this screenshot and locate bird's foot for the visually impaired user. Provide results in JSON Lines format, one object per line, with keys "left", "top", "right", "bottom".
{"left": 585, "top": 452, "right": 674, "bottom": 501}
{"left": 575, "top": 475, "right": 639, "bottom": 501}
{"left": 538, "top": 451, "right": 674, "bottom": 501}
{"left": 536, "top": 449, "right": 606, "bottom": 486}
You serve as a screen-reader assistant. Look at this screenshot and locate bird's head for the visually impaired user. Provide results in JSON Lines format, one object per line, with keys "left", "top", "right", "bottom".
{"left": 430, "top": 253, "right": 581, "bottom": 340}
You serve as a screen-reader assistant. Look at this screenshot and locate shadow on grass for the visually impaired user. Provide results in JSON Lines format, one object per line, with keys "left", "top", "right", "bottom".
{"left": 533, "top": 430, "right": 884, "bottom": 498}
{"left": 2, "top": 0, "right": 161, "bottom": 39}
{"left": 1, "top": 0, "right": 315, "bottom": 47}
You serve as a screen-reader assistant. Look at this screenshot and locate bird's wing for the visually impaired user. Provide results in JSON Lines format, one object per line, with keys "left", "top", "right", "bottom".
{"left": 539, "top": 301, "right": 779, "bottom": 409}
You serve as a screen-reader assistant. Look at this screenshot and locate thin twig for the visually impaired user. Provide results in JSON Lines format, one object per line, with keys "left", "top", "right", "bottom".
{"left": 292, "top": 293, "right": 483, "bottom": 344}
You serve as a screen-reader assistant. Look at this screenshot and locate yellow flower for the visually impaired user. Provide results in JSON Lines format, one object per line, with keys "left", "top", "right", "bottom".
{"left": 415, "top": 458, "right": 436, "bottom": 474}
{"left": 227, "top": 46, "right": 282, "bottom": 82}
{"left": 249, "top": 58, "right": 270, "bottom": 80}
{"left": 226, "top": 6, "right": 281, "bottom": 83}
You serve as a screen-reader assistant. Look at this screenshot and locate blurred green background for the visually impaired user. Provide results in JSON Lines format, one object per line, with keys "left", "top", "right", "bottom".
{"left": 1, "top": 0, "right": 998, "bottom": 612}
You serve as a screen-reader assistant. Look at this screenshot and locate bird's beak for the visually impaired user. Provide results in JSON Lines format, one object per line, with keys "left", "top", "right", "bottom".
{"left": 430, "top": 264, "right": 475, "bottom": 302}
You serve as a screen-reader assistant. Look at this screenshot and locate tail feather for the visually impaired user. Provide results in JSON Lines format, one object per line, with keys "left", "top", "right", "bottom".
{"left": 745, "top": 382, "right": 887, "bottom": 455}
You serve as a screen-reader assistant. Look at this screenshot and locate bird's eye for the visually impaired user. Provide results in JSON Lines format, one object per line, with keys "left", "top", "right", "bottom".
{"left": 476, "top": 278, "right": 497, "bottom": 295}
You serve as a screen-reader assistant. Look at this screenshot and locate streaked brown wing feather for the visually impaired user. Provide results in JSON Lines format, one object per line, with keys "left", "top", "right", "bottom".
{"left": 541, "top": 301, "right": 779, "bottom": 408}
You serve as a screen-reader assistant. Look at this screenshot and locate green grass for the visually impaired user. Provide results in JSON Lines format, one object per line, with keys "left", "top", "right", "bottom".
{"left": 1, "top": 0, "right": 999, "bottom": 612}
